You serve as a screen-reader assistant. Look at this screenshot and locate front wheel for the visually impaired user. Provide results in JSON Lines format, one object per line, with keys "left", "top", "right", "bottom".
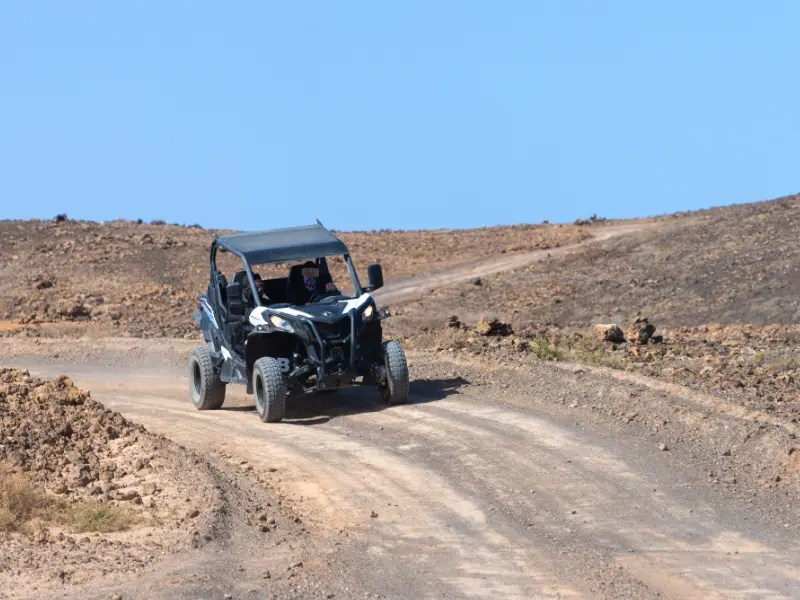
{"left": 253, "top": 357, "right": 287, "bottom": 423}
{"left": 188, "top": 347, "right": 226, "bottom": 410}
{"left": 379, "top": 340, "right": 409, "bottom": 405}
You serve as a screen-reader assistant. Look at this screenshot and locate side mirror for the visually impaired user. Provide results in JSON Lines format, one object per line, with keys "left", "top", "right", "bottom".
{"left": 227, "top": 282, "right": 245, "bottom": 316}
{"left": 366, "top": 263, "right": 383, "bottom": 292}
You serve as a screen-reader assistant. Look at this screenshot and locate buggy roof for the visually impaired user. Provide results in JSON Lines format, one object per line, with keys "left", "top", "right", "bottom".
{"left": 216, "top": 223, "right": 349, "bottom": 265}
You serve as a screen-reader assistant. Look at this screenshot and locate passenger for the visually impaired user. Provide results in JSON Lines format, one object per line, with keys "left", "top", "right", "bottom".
{"left": 243, "top": 273, "right": 268, "bottom": 306}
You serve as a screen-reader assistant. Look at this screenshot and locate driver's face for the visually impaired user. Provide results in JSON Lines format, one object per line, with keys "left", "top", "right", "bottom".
{"left": 301, "top": 267, "right": 319, "bottom": 278}
{"left": 255, "top": 279, "right": 263, "bottom": 292}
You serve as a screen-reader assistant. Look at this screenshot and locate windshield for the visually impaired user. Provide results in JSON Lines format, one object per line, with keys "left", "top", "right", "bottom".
{"left": 249, "top": 255, "right": 362, "bottom": 303}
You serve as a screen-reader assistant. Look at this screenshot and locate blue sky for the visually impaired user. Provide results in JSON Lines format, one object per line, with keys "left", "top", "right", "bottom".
{"left": 1, "top": 2, "right": 798, "bottom": 231}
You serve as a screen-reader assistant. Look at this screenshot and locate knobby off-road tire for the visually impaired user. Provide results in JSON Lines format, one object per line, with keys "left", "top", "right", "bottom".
{"left": 253, "top": 357, "right": 287, "bottom": 423}
{"left": 380, "top": 340, "right": 409, "bottom": 405}
{"left": 188, "top": 346, "right": 226, "bottom": 410}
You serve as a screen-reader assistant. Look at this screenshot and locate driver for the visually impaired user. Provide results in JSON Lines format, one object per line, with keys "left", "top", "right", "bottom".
{"left": 296, "top": 260, "right": 338, "bottom": 304}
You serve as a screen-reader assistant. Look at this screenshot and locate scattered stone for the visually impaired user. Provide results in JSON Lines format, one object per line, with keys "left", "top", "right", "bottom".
{"left": 595, "top": 324, "right": 625, "bottom": 343}
{"left": 447, "top": 315, "right": 462, "bottom": 328}
{"left": 370, "top": 510, "right": 378, "bottom": 518}
{"left": 475, "top": 318, "right": 513, "bottom": 337}
{"left": 72, "top": 466, "right": 94, "bottom": 487}
{"left": 115, "top": 490, "right": 141, "bottom": 502}
{"left": 658, "top": 443, "right": 669, "bottom": 451}
{"left": 34, "top": 277, "right": 55, "bottom": 290}
{"left": 56, "top": 299, "right": 90, "bottom": 319}
{"left": 574, "top": 214, "right": 606, "bottom": 226}
{"left": 627, "top": 317, "right": 657, "bottom": 345}
{"left": 471, "top": 277, "right": 483, "bottom": 286}
{"left": 187, "top": 508, "right": 200, "bottom": 519}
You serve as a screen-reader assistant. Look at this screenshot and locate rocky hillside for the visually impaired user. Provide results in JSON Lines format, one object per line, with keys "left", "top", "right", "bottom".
{"left": 0, "top": 218, "right": 589, "bottom": 337}
{"left": 387, "top": 194, "right": 800, "bottom": 426}
{"left": 0, "top": 368, "right": 222, "bottom": 589}
{"left": 395, "top": 194, "right": 800, "bottom": 330}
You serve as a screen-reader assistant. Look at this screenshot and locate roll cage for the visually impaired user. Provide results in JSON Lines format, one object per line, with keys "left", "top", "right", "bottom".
{"left": 209, "top": 223, "right": 366, "bottom": 312}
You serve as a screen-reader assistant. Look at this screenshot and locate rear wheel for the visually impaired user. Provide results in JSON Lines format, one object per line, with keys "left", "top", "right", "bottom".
{"left": 253, "top": 357, "right": 287, "bottom": 423}
{"left": 379, "top": 340, "right": 409, "bottom": 405}
{"left": 188, "top": 347, "right": 226, "bottom": 410}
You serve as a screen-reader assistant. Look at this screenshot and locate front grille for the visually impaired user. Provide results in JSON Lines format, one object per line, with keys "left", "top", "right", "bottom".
{"left": 316, "top": 317, "right": 351, "bottom": 341}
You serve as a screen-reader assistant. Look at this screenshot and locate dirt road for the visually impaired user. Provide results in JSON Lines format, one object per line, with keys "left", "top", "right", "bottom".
{"left": 6, "top": 221, "right": 800, "bottom": 598}
{"left": 17, "top": 349, "right": 798, "bottom": 600}
{"left": 374, "top": 222, "right": 658, "bottom": 305}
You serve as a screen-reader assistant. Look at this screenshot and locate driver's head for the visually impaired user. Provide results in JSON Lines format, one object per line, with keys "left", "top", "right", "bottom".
{"left": 253, "top": 273, "right": 263, "bottom": 293}
{"left": 300, "top": 261, "right": 319, "bottom": 279}
{"left": 300, "top": 261, "right": 319, "bottom": 292}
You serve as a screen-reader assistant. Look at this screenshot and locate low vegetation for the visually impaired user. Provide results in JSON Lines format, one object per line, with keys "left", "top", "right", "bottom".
{"left": 71, "top": 503, "right": 136, "bottom": 533}
{"left": 0, "top": 472, "right": 136, "bottom": 535}
{"left": 0, "top": 472, "right": 58, "bottom": 534}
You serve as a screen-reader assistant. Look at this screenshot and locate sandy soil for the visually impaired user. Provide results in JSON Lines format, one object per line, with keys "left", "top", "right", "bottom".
{"left": 2, "top": 197, "right": 800, "bottom": 598}
{"left": 3, "top": 338, "right": 797, "bottom": 599}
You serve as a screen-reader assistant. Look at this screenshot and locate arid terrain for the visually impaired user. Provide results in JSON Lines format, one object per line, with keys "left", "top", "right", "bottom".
{"left": 0, "top": 218, "right": 590, "bottom": 337}
{"left": 1, "top": 196, "right": 799, "bottom": 599}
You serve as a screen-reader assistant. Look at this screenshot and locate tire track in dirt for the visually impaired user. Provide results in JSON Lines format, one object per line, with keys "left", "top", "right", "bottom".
{"left": 37, "top": 368, "right": 800, "bottom": 599}
{"left": 78, "top": 378, "right": 576, "bottom": 599}
{"left": 374, "top": 222, "right": 660, "bottom": 306}
{"left": 332, "top": 399, "right": 800, "bottom": 599}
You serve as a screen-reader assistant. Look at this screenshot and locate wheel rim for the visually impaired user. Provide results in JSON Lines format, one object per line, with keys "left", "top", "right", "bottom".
{"left": 192, "top": 361, "right": 202, "bottom": 397}
{"left": 255, "top": 373, "right": 265, "bottom": 414}
{"left": 382, "top": 354, "right": 393, "bottom": 400}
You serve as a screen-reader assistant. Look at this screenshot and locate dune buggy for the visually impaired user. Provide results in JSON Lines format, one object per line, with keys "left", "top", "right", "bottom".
{"left": 189, "top": 222, "right": 409, "bottom": 422}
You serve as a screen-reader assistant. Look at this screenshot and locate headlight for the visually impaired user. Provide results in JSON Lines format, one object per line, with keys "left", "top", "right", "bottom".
{"left": 361, "top": 304, "right": 375, "bottom": 323}
{"left": 269, "top": 314, "right": 295, "bottom": 333}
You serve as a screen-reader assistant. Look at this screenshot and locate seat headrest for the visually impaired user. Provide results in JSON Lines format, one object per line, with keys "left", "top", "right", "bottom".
{"left": 286, "top": 265, "right": 310, "bottom": 305}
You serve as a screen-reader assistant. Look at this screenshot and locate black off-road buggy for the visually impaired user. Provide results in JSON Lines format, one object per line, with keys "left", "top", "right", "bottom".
{"left": 189, "top": 222, "right": 409, "bottom": 422}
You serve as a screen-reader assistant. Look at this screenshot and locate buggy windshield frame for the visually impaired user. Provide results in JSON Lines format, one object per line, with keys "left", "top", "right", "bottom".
{"left": 210, "top": 223, "right": 363, "bottom": 307}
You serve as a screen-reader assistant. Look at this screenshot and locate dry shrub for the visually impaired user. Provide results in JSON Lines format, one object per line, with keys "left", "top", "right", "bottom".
{"left": 0, "top": 472, "right": 136, "bottom": 534}
{"left": 529, "top": 335, "right": 563, "bottom": 361}
{"left": 71, "top": 504, "right": 135, "bottom": 533}
{"left": 0, "top": 473, "right": 59, "bottom": 533}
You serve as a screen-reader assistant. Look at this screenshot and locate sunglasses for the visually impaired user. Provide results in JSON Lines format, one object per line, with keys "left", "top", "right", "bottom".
{"left": 301, "top": 267, "right": 320, "bottom": 278}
